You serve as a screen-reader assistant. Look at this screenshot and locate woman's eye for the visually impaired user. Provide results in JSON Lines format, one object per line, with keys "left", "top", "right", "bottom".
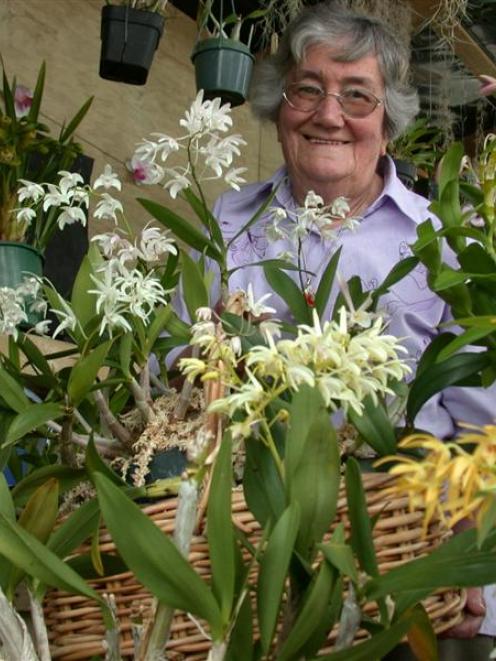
{"left": 297, "top": 84, "right": 323, "bottom": 98}
{"left": 343, "top": 88, "right": 372, "bottom": 101}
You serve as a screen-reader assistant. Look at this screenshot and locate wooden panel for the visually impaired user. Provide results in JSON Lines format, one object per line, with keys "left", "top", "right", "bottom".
{"left": 410, "top": 0, "right": 496, "bottom": 77}
{"left": 0, "top": 0, "right": 281, "bottom": 238}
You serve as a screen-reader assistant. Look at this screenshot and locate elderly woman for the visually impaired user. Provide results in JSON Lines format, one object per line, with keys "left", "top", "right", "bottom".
{"left": 199, "top": 2, "right": 495, "bottom": 659}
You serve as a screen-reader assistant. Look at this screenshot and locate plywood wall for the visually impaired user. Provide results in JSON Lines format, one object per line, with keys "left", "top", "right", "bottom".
{"left": 0, "top": 0, "right": 282, "bottom": 236}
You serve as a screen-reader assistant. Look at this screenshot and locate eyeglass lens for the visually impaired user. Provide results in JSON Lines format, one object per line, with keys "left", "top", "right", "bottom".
{"left": 284, "top": 84, "right": 380, "bottom": 118}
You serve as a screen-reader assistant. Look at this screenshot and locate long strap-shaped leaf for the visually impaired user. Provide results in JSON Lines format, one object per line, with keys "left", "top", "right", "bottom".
{"left": 92, "top": 471, "right": 223, "bottom": 638}
{"left": 138, "top": 198, "right": 222, "bottom": 262}
{"left": 0, "top": 512, "right": 111, "bottom": 626}
{"left": 406, "top": 351, "right": 489, "bottom": 423}
{"left": 315, "top": 606, "right": 422, "bottom": 661}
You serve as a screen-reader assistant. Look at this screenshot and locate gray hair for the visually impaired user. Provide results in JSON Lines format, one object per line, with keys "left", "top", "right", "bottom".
{"left": 249, "top": 1, "right": 419, "bottom": 140}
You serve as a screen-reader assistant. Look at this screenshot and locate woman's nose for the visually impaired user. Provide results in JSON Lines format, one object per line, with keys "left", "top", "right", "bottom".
{"left": 312, "top": 95, "right": 346, "bottom": 126}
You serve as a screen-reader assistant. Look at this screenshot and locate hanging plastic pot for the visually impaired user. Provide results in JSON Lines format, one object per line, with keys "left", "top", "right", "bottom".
{"left": 191, "top": 37, "right": 255, "bottom": 107}
{"left": 394, "top": 159, "right": 418, "bottom": 191}
{"left": 99, "top": 5, "right": 165, "bottom": 85}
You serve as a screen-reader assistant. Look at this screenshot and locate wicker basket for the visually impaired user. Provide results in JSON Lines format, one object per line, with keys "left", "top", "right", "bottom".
{"left": 43, "top": 473, "right": 465, "bottom": 660}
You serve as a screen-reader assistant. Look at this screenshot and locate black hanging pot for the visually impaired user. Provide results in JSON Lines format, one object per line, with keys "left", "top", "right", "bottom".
{"left": 191, "top": 37, "right": 254, "bottom": 107}
{"left": 99, "top": 5, "right": 165, "bottom": 85}
{"left": 393, "top": 159, "right": 418, "bottom": 191}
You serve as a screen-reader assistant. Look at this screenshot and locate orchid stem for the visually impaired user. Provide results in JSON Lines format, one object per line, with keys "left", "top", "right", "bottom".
{"left": 93, "top": 389, "right": 134, "bottom": 447}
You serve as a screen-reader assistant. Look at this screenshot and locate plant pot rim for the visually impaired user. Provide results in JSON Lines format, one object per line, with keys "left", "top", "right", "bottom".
{"left": 101, "top": 4, "right": 165, "bottom": 33}
{"left": 191, "top": 37, "right": 254, "bottom": 61}
{"left": 0, "top": 241, "right": 43, "bottom": 257}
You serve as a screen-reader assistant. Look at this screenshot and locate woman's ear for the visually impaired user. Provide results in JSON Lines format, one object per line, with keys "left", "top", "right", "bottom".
{"left": 380, "top": 135, "right": 388, "bottom": 156}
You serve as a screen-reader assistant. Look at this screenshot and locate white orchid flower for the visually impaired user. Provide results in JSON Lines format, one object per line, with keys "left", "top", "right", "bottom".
{"left": 93, "top": 194, "right": 123, "bottom": 223}
{"left": 15, "top": 207, "right": 37, "bottom": 225}
{"left": 57, "top": 205, "right": 87, "bottom": 230}
{"left": 245, "top": 284, "right": 276, "bottom": 317}
{"left": 17, "top": 180, "right": 44, "bottom": 203}
{"left": 224, "top": 167, "right": 247, "bottom": 191}
{"left": 163, "top": 171, "right": 191, "bottom": 199}
{"left": 94, "top": 164, "right": 122, "bottom": 191}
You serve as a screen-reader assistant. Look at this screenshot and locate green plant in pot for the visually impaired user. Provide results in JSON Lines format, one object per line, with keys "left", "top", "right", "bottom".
{"left": 191, "top": 0, "right": 266, "bottom": 107}
{"left": 0, "top": 61, "right": 92, "bottom": 327}
{"left": 387, "top": 116, "right": 443, "bottom": 192}
{"left": 100, "top": 0, "right": 169, "bottom": 85}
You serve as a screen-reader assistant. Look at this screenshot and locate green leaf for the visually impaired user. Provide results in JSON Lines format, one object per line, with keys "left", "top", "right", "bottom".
{"left": 347, "top": 395, "right": 397, "bottom": 457}
{"left": 437, "top": 142, "right": 464, "bottom": 198}
{"left": 320, "top": 530, "right": 359, "bottom": 584}
{"left": 92, "top": 471, "right": 222, "bottom": 636}
{"left": 5, "top": 402, "right": 65, "bottom": 445}
{"left": 431, "top": 266, "right": 470, "bottom": 291}
{"left": 138, "top": 198, "right": 222, "bottom": 261}
{"left": 0, "top": 475, "right": 15, "bottom": 590}
{"left": 317, "top": 607, "right": 420, "bottom": 661}
{"left": 70, "top": 244, "right": 103, "bottom": 332}
{"left": 315, "top": 247, "right": 342, "bottom": 319}
{"left": 228, "top": 258, "right": 307, "bottom": 277}
{"left": 59, "top": 96, "right": 93, "bottom": 143}
{"left": 16, "top": 335, "right": 59, "bottom": 389}
{"left": 345, "top": 458, "right": 378, "bottom": 577}
{"left": 8, "top": 478, "right": 60, "bottom": 595}
{"left": 90, "top": 518, "right": 104, "bottom": 576}
{"left": 2, "top": 69, "right": 16, "bottom": 119}
{"left": 406, "top": 352, "right": 489, "bottom": 423}
{"left": 411, "top": 220, "right": 441, "bottom": 274}
{"left": 243, "top": 432, "right": 286, "bottom": 528}
{"left": 118, "top": 332, "right": 133, "bottom": 379}
{"left": 181, "top": 251, "right": 210, "bottom": 322}
{"left": 406, "top": 603, "right": 438, "bottom": 661}
{"left": 225, "top": 588, "right": 254, "bottom": 661}
{"left": 144, "top": 305, "right": 174, "bottom": 356}
{"left": 277, "top": 562, "right": 335, "bottom": 661}
{"left": 182, "top": 187, "right": 224, "bottom": 247}
{"left": 0, "top": 511, "right": 110, "bottom": 620}
{"left": 0, "top": 474, "right": 15, "bottom": 522}
{"left": 263, "top": 264, "right": 312, "bottom": 324}
{"left": 436, "top": 325, "right": 496, "bottom": 361}
{"left": 415, "top": 332, "right": 457, "bottom": 377}
{"left": 365, "top": 550, "right": 496, "bottom": 601}
{"left": 285, "top": 386, "right": 340, "bottom": 554}
{"left": 85, "top": 436, "right": 127, "bottom": 487}
{"left": 67, "top": 340, "right": 113, "bottom": 405}
{"left": 208, "top": 433, "right": 236, "bottom": 623}
{"left": 48, "top": 498, "right": 100, "bottom": 559}
{"left": 0, "top": 365, "right": 30, "bottom": 412}
{"left": 257, "top": 502, "right": 300, "bottom": 653}
{"left": 458, "top": 242, "right": 496, "bottom": 275}
{"left": 163, "top": 308, "right": 192, "bottom": 341}
{"left": 12, "top": 465, "right": 86, "bottom": 506}
{"left": 27, "top": 61, "right": 45, "bottom": 121}
{"left": 364, "top": 531, "right": 496, "bottom": 600}
{"left": 371, "top": 256, "right": 419, "bottom": 304}
{"left": 228, "top": 183, "right": 279, "bottom": 247}
{"left": 478, "top": 497, "right": 496, "bottom": 547}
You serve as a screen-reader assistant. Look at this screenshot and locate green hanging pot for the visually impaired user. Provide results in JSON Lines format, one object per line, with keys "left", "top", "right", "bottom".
{"left": 0, "top": 241, "right": 44, "bottom": 327}
{"left": 191, "top": 37, "right": 255, "bottom": 107}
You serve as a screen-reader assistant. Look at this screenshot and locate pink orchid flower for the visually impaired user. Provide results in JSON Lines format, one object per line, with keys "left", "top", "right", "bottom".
{"left": 479, "top": 75, "right": 496, "bottom": 97}
{"left": 14, "top": 85, "right": 33, "bottom": 118}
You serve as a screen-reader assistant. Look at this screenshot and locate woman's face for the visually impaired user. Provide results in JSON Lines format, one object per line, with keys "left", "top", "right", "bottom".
{"left": 277, "top": 43, "right": 388, "bottom": 204}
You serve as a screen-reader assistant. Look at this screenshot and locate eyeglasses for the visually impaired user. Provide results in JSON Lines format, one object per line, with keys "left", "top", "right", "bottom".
{"left": 282, "top": 82, "right": 383, "bottom": 118}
